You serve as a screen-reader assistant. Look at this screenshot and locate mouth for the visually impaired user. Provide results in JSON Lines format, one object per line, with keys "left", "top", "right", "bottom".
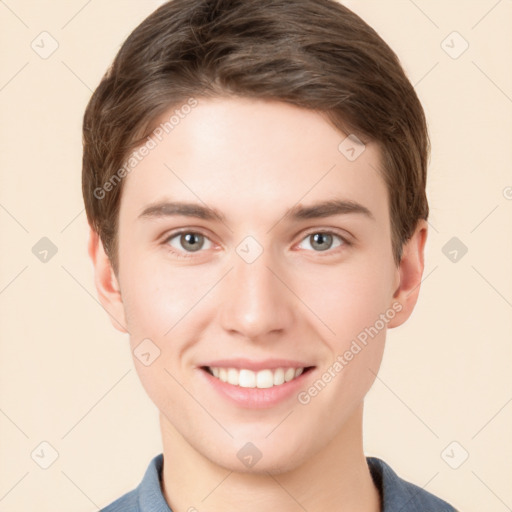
{"left": 200, "top": 365, "right": 315, "bottom": 389}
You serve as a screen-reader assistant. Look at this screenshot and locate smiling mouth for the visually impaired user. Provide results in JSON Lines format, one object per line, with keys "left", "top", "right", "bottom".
{"left": 201, "top": 366, "right": 315, "bottom": 389}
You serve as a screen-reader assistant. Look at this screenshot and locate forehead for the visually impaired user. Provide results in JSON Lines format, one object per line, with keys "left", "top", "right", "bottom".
{"left": 120, "top": 97, "right": 388, "bottom": 224}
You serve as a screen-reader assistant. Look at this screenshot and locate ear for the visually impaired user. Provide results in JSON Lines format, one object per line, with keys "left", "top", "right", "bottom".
{"left": 387, "top": 219, "right": 428, "bottom": 328}
{"left": 87, "top": 226, "right": 129, "bottom": 334}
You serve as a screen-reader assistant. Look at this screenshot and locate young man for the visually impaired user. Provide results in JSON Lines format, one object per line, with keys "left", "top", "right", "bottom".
{"left": 83, "top": 0, "right": 458, "bottom": 510}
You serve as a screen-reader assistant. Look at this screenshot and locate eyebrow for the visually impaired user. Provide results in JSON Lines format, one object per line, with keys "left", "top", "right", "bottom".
{"left": 287, "top": 199, "right": 374, "bottom": 221}
{"left": 138, "top": 199, "right": 374, "bottom": 223}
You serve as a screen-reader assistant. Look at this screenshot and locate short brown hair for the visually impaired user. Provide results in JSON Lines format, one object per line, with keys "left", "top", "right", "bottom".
{"left": 82, "top": 0, "right": 429, "bottom": 275}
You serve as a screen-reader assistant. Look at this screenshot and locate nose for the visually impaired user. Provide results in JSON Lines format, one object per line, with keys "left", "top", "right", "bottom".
{"left": 218, "top": 247, "right": 296, "bottom": 341}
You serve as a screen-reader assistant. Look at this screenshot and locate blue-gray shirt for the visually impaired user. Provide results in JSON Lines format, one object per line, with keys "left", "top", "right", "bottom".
{"left": 100, "top": 453, "right": 457, "bottom": 511}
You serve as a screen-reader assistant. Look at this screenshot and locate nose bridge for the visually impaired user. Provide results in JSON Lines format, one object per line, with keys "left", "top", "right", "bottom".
{"left": 219, "top": 243, "right": 294, "bottom": 339}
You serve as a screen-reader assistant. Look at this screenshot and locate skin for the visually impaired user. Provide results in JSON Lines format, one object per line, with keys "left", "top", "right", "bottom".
{"left": 89, "top": 97, "right": 427, "bottom": 512}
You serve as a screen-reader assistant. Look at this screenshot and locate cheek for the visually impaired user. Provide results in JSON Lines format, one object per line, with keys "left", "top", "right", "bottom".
{"left": 294, "top": 256, "right": 393, "bottom": 405}
{"left": 120, "top": 264, "right": 204, "bottom": 412}
{"left": 300, "top": 257, "right": 395, "bottom": 346}
{"left": 120, "top": 251, "right": 218, "bottom": 338}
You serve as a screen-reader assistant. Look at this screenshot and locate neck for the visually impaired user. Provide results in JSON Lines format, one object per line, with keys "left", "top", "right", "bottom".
{"left": 159, "top": 404, "right": 381, "bottom": 512}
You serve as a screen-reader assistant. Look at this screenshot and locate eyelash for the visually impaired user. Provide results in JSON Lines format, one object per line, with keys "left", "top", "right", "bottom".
{"left": 162, "top": 229, "right": 352, "bottom": 260}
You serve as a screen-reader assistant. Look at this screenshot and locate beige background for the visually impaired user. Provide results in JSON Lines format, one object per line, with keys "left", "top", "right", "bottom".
{"left": 0, "top": 1, "right": 511, "bottom": 510}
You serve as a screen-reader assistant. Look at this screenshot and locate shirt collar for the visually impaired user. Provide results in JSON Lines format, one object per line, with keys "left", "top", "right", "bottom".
{"left": 367, "top": 456, "right": 456, "bottom": 511}
{"left": 137, "top": 454, "right": 172, "bottom": 512}
{"left": 134, "top": 453, "right": 456, "bottom": 512}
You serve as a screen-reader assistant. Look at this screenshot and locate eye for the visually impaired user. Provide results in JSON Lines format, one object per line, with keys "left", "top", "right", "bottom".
{"left": 162, "top": 229, "right": 350, "bottom": 259}
{"left": 164, "top": 231, "right": 213, "bottom": 257}
{"left": 297, "top": 231, "right": 349, "bottom": 253}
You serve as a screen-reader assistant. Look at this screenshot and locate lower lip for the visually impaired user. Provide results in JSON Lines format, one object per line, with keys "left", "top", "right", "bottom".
{"left": 199, "top": 367, "right": 315, "bottom": 409}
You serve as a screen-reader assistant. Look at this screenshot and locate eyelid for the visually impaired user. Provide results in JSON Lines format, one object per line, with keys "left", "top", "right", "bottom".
{"left": 162, "top": 227, "right": 216, "bottom": 244}
{"left": 299, "top": 226, "right": 353, "bottom": 243}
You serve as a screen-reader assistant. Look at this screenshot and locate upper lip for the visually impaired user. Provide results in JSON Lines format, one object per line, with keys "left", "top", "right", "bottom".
{"left": 199, "top": 358, "right": 315, "bottom": 371}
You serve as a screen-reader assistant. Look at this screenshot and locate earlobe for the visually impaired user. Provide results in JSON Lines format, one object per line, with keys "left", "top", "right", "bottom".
{"left": 87, "top": 226, "right": 129, "bottom": 334}
{"left": 387, "top": 220, "right": 428, "bottom": 329}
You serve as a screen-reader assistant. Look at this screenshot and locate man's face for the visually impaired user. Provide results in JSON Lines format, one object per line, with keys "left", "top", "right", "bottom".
{"left": 107, "top": 97, "right": 405, "bottom": 472}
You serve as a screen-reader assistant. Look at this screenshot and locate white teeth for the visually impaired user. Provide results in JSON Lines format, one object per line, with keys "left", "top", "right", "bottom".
{"left": 227, "top": 368, "right": 238, "bottom": 385}
{"left": 273, "top": 368, "right": 285, "bottom": 385}
{"left": 239, "top": 369, "right": 256, "bottom": 388}
{"left": 256, "top": 369, "right": 274, "bottom": 389}
{"left": 207, "top": 366, "right": 307, "bottom": 388}
{"left": 284, "top": 368, "right": 296, "bottom": 382}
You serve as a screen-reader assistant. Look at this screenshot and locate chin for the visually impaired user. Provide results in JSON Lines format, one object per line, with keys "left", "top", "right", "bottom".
{"left": 201, "top": 434, "right": 312, "bottom": 476}
{"left": 216, "top": 450, "right": 305, "bottom": 476}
